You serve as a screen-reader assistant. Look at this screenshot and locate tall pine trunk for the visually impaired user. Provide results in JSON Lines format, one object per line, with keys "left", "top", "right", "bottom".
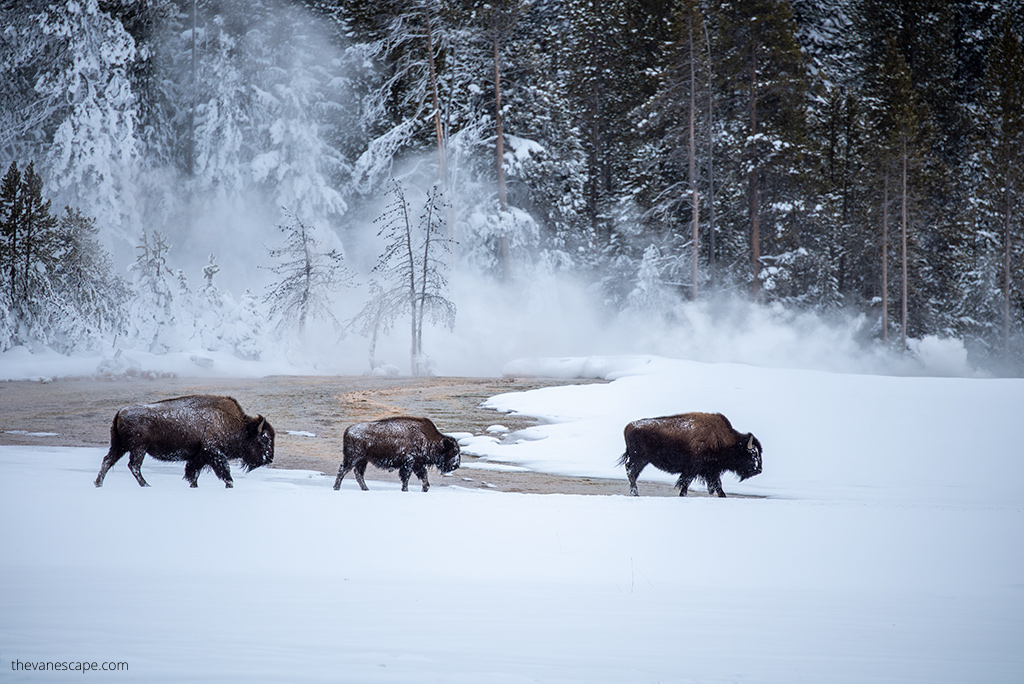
{"left": 424, "top": 5, "right": 446, "bottom": 194}
{"left": 900, "top": 140, "right": 908, "bottom": 352}
{"left": 704, "top": 22, "right": 716, "bottom": 289}
{"left": 882, "top": 171, "right": 890, "bottom": 345}
{"left": 1004, "top": 174, "right": 1012, "bottom": 357}
{"left": 494, "top": 29, "right": 511, "bottom": 282}
{"left": 748, "top": 43, "right": 761, "bottom": 300}
{"left": 688, "top": 21, "right": 699, "bottom": 300}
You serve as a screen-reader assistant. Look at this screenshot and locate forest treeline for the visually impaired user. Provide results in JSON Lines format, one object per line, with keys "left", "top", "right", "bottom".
{"left": 1, "top": 0, "right": 1022, "bottom": 370}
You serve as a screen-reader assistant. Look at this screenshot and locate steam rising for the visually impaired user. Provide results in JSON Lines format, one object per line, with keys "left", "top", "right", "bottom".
{"left": 34, "top": 0, "right": 981, "bottom": 380}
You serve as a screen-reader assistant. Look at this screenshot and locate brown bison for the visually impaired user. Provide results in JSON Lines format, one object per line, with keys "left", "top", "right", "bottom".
{"left": 333, "top": 416, "right": 461, "bottom": 492}
{"left": 619, "top": 412, "right": 762, "bottom": 497}
{"left": 93, "top": 395, "right": 275, "bottom": 488}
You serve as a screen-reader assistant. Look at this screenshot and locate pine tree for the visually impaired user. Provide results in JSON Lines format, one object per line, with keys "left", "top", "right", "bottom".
{"left": 629, "top": 0, "right": 710, "bottom": 299}
{"left": 263, "top": 212, "right": 351, "bottom": 341}
{"left": 348, "top": 0, "right": 456, "bottom": 194}
{"left": 356, "top": 181, "right": 455, "bottom": 375}
{"left": 861, "top": 31, "right": 931, "bottom": 349}
{"left": 716, "top": 0, "right": 809, "bottom": 300}
{"left": 127, "top": 230, "right": 179, "bottom": 353}
{"left": 0, "top": 161, "right": 24, "bottom": 311}
{"left": 55, "top": 206, "right": 129, "bottom": 347}
{"left": 972, "top": 20, "right": 1024, "bottom": 359}
{"left": 6, "top": 163, "right": 61, "bottom": 342}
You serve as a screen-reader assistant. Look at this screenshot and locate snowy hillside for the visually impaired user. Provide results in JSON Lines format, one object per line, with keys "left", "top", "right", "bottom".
{"left": 2, "top": 357, "right": 1023, "bottom": 682}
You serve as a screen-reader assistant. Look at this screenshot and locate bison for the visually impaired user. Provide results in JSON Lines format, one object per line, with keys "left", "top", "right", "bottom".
{"left": 93, "top": 395, "right": 275, "bottom": 488}
{"left": 333, "top": 416, "right": 461, "bottom": 492}
{"left": 619, "top": 412, "right": 762, "bottom": 497}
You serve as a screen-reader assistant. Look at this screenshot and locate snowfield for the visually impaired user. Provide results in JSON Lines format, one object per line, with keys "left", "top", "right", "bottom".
{"left": 2, "top": 356, "right": 1023, "bottom": 683}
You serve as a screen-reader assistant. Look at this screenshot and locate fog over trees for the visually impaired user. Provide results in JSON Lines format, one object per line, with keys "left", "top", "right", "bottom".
{"left": 1, "top": 0, "right": 1021, "bottom": 373}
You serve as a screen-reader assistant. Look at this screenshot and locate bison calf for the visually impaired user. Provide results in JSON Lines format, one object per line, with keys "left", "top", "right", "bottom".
{"left": 620, "top": 412, "right": 762, "bottom": 497}
{"left": 94, "top": 395, "right": 275, "bottom": 488}
{"left": 333, "top": 416, "right": 460, "bottom": 492}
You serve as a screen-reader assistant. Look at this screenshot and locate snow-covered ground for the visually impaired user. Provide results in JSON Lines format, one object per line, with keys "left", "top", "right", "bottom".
{"left": 2, "top": 356, "right": 1022, "bottom": 682}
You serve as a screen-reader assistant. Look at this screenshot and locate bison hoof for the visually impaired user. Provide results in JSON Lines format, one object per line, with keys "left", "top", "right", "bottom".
{"left": 224, "top": 483, "right": 233, "bottom": 489}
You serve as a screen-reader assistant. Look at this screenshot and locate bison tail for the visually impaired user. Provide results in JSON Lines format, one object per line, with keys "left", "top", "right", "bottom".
{"left": 108, "top": 413, "right": 125, "bottom": 452}
{"left": 616, "top": 451, "right": 629, "bottom": 467}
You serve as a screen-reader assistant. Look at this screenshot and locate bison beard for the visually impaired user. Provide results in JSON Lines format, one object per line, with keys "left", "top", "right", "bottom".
{"left": 333, "top": 416, "right": 461, "bottom": 492}
{"left": 619, "top": 412, "right": 762, "bottom": 497}
{"left": 93, "top": 395, "right": 275, "bottom": 488}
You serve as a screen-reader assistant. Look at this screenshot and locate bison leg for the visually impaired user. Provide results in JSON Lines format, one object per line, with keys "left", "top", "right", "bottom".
{"left": 94, "top": 447, "right": 126, "bottom": 487}
{"left": 413, "top": 463, "right": 430, "bottom": 492}
{"left": 676, "top": 474, "right": 695, "bottom": 497}
{"left": 624, "top": 458, "right": 645, "bottom": 497}
{"left": 333, "top": 462, "right": 351, "bottom": 491}
{"left": 398, "top": 462, "right": 413, "bottom": 492}
{"left": 183, "top": 460, "right": 203, "bottom": 488}
{"left": 705, "top": 474, "right": 726, "bottom": 498}
{"left": 127, "top": 450, "right": 150, "bottom": 487}
{"left": 208, "top": 455, "right": 234, "bottom": 488}
{"left": 353, "top": 461, "right": 369, "bottom": 491}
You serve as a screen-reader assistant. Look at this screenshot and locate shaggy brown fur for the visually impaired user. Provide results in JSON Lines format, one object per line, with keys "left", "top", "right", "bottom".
{"left": 333, "top": 416, "right": 460, "bottom": 492}
{"left": 619, "top": 412, "right": 762, "bottom": 497}
{"left": 94, "top": 395, "right": 275, "bottom": 488}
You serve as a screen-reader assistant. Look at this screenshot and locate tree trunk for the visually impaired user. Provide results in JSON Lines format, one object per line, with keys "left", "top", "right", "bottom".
{"left": 881, "top": 171, "right": 889, "bottom": 345}
{"left": 399, "top": 194, "right": 419, "bottom": 373}
{"left": 1004, "top": 173, "right": 1012, "bottom": 357}
{"left": 704, "top": 22, "right": 715, "bottom": 289}
{"left": 424, "top": 4, "right": 447, "bottom": 190}
{"left": 187, "top": 0, "right": 197, "bottom": 178}
{"left": 900, "top": 140, "right": 908, "bottom": 352}
{"left": 688, "top": 21, "right": 699, "bottom": 300}
{"left": 748, "top": 44, "right": 761, "bottom": 300}
{"left": 494, "top": 29, "right": 511, "bottom": 282}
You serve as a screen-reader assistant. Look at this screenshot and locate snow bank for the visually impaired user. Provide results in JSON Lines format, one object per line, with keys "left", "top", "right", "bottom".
{"left": 465, "top": 356, "right": 1024, "bottom": 505}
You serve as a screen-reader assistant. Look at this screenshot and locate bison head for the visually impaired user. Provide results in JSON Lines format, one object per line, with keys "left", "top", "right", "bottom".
{"left": 736, "top": 433, "right": 763, "bottom": 481}
{"left": 241, "top": 415, "right": 276, "bottom": 472}
{"left": 439, "top": 435, "right": 461, "bottom": 474}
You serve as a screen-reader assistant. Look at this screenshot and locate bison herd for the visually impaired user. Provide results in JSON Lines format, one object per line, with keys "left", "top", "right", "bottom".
{"left": 93, "top": 394, "right": 762, "bottom": 497}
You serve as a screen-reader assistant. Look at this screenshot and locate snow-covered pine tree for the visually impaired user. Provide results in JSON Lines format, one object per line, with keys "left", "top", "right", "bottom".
{"left": 193, "top": 253, "right": 261, "bottom": 358}
{"left": 127, "top": 230, "right": 179, "bottom": 353}
{"left": 967, "top": 19, "right": 1024, "bottom": 360}
{"left": 262, "top": 212, "right": 350, "bottom": 342}
{"left": 0, "top": 162, "right": 63, "bottom": 348}
{"left": 54, "top": 206, "right": 129, "bottom": 349}
{"left": 32, "top": 0, "right": 139, "bottom": 235}
{"left": 716, "top": 0, "right": 810, "bottom": 301}
{"left": 628, "top": 0, "right": 710, "bottom": 300}
{"left": 346, "top": 0, "right": 455, "bottom": 195}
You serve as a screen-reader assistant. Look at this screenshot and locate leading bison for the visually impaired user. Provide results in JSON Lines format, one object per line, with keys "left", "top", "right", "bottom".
{"left": 94, "top": 395, "right": 275, "bottom": 488}
{"left": 619, "top": 412, "right": 762, "bottom": 497}
{"left": 333, "top": 416, "right": 460, "bottom": 492}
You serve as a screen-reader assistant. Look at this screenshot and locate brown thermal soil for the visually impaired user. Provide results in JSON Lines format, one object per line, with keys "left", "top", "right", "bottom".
{"left": 0, "top": 374, "right": 695, "bottom": 496}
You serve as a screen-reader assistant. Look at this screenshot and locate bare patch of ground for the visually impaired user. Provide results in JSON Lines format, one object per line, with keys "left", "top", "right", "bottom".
{"left": 0, "top": 374, "right": 694, "bottom": 496}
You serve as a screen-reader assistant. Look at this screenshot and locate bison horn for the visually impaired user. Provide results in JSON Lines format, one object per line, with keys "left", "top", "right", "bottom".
{"left": 257, "top": 416, "right": 266, "bottom": 433}
{"left": 747, "top": 434, "right": 754, "bottom": 450}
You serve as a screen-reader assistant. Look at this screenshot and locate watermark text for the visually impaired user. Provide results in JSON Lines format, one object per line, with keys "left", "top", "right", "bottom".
{"left": 10, "top": 658, "right": 128, "bottom": 674}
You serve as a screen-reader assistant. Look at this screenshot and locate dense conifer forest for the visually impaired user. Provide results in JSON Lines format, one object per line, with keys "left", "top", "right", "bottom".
{"left": 1, "top": 0, "right": 1021, "bottom": 372}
